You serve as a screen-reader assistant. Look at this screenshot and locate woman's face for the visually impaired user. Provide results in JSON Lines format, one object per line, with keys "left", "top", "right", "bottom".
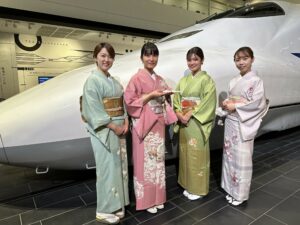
{"left": 187, "top": 54, "right": 203, "bottom": 74}
{"left": 141, "top": 54, "right": 158, "bottom": 71}
{"left": 95, "top": 48, "right": 114, "bottom": 73}
{"left": 234, "top": 52, "right": 254, "bottom": 75}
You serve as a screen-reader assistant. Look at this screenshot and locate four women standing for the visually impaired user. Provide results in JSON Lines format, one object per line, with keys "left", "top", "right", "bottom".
{"left": 81, "top": 42, "right": 268, "bottom": 222}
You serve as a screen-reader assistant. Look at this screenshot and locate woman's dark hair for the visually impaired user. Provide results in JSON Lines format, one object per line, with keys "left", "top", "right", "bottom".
{"left": 234, "top": 47, "right": 254, "bottom": 60}
{"left": 93, "top": 42, "right": 115, "bottom": 59}
{"left": 186, "top": 47, "right": 204, "bottom": 60}
{"left": 140, "top": 42, "right": 159, "bottom": 58}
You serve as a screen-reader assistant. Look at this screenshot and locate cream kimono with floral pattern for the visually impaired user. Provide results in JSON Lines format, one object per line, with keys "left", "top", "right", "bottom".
{"left": 221, "top": 71, "right": 269, "bottom": 201}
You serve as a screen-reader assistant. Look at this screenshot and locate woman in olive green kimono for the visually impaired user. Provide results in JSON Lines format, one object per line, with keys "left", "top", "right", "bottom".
{"left": 82, "top": 43, "right": 129, "bottom": 224}
{"left": 173, "top": 47, "right": 216, "bottom": 200}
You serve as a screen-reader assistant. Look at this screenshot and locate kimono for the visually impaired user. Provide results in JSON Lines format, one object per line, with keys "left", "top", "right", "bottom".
{"left": 173, "top": 71, "right": 216, "bottom": 196}
{"left": 124, "top": 69, "right": 177, "bottom": 210}
{"left": 82, "top": 69, "right": 129, "bottom": 214}
{"left": 221, "top": 70, "right": 269, "bottom": 202}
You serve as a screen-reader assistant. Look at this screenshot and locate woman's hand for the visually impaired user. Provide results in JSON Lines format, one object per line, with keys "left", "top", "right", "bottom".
{"left": 142, "top": 89, "right": 164, "bottom": 104}
{"left": 176, "top": 111, "right": 193, "bottom": 125}
{"left": 122, "top": 117, "right": 129, "bottom": 135}
{"left": 151, "top": 89, "right": 165, "bottom": 98}
{"left": 107, "top": 122, "right": 125, "bottom": 136}
{"left": 184, "top": 110, "right": 193, "bottom": 122}
{"left": 113, "top": 125, "right": 125, "bottom": 136}
{"left": 222, "top": 100, "right": 236, "bottom": 112}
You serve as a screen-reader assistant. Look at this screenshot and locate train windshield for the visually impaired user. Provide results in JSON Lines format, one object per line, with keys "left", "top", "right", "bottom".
{"left": 159, "top": 30, "right": 202, "bottom": 43}
{"left": 197, "top": 2, "right": 285, "bottom": 24}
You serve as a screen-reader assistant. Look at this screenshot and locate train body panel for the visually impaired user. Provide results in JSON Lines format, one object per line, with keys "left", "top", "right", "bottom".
{"left": 0, "top": 1, "right": 299, "bottom": 169}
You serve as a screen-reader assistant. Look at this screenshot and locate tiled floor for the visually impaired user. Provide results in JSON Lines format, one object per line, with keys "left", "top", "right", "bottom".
{"left": 0, "top": 127, "right": 299, "bottom": 225}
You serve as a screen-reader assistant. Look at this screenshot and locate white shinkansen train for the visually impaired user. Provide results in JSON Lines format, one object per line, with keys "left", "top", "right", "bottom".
{"left": 0, "top": 1, "right": 299, "bottom": 171}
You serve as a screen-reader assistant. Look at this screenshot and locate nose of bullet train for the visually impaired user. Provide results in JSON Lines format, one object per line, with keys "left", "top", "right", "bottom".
{"left": 0, "top": 65, "right": 94, "bottom": 168}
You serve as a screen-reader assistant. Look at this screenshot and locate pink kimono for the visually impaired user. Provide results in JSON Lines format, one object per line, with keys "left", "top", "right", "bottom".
{"left": 124, "top": 69, "right": 177, "bottom": 210}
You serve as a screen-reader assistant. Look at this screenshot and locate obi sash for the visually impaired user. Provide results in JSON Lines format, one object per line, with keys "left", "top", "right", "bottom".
{"left": 181, "top": 97, "right": 201, "bottom": 115}
{"left": 103, "top": 96, "right": 124, "bottom": 117}
{"left": 148, "top": 96, "right": 164, "bottom": 114}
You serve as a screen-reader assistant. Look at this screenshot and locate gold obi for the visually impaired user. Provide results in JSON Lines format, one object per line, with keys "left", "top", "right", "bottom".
{"left": 181, "top": 97, "right": 201, "bottom": 115}
{"left": 103, "top": 96, "right": 124, "bottom": 117}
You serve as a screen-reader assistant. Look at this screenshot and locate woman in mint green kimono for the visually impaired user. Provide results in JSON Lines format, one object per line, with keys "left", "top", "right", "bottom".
{"left": 82, "top": 43, "right": 129, "bottom": 224}
{"left": 173, "top": 47, "right": 216, "bottom": 200}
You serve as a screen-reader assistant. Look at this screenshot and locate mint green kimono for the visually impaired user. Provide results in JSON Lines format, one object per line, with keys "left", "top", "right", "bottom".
{"left": 173, "top": 71, "right": 216, "bottom": 196}
{"left": 82, "top": 69, "right": 129, "bottom": 213}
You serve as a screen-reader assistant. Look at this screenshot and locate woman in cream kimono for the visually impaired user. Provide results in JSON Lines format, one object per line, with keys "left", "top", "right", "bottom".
{"left": 219, "top": 47, "right": 269, "bottom": 206}
{"left": 173, "top": 47, "right": 216, "bottom": 200}
{"left": 124, "top": 42, "right": 177, "bottom": 214}
{"left": 82, "top": 43, "right": 129, "bottom": 224}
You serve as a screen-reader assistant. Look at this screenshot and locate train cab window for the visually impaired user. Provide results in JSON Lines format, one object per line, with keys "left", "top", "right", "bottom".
{"left": 159, "top": 30, "right": 202, "bottom": 43}
{"left": 197, "top": 2, "right": 284, "bottom": 24}
{"left": 227, "top": 2, "right": 285, "bottom": 18}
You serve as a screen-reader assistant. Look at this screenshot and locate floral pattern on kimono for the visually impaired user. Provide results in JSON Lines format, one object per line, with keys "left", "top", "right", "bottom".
{"left": 124, "top": 68, "right": 176, "bottom": 210}
{"left": 144, "top": 132, "right": 166, "bottom": 189}
{"left": 173, "top": 71, "right": 216, "bottom": 196}
{"left": 221, "top": 70, "right": 269, "bottom": 202}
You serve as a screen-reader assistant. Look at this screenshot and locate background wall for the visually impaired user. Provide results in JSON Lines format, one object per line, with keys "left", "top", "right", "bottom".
{"left": 0, "top": 33, "right": 18, "bottom": 99}
{"left": 6, "top": 32, "right": 146, "bottom": 93}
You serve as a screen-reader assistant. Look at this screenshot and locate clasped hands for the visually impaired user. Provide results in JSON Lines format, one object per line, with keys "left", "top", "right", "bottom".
{"left": 222, "top": 99, "right": 236, "bottom": 112}
{"left": 176, "top": 110, "right": 193, "bottom": 126}
{"left": 107, "top": 117, "right": 129, "bottom": 136}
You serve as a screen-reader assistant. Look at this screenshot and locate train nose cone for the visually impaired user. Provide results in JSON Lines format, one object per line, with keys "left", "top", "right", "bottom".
{"left": 0, "top": 134, "right": 8, "bottom": 164}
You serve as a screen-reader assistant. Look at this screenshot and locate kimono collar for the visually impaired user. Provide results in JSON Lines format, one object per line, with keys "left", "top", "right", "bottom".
{"left": 138, "top": 68, "right": 158, "bottom": 81}
{"left": 138, "top": 68, "right": 156, "bottom": 76}
{"left": 188, "top": 70, "right": 207, "bottom": 78}
{"left": 241, "top": 70, "right": 257, "bottom": 79}
{"left": 93, "top": 68, "right": 111, "bottom": 79}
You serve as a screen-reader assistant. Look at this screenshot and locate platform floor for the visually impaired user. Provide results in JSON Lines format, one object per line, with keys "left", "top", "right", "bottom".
{"left": 0, "top": 127, "right": 299, "bottom": 225}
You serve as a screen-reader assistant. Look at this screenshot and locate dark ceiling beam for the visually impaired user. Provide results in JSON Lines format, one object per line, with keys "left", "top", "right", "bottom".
{"left": 0, "top": 6, "right": 169, "bottom": 39}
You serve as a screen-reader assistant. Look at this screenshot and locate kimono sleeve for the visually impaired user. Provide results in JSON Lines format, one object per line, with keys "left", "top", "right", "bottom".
{"left": 235, "top": 79, "right": 267, "bottom": 123}
{"left": 82, "top": 78, "right": 111, "bottom": 130}
{"left": 193, "top": 77, "right": 217, "bottom": 124}
{"left": 124, "top": 76, "right": 144, "bottom": 118}
{"left": 173, "top": 79, "right": 183, "bottom": 112}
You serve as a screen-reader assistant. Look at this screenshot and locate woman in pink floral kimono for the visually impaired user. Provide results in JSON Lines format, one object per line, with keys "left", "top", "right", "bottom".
{"left": 124, "top": 42, "right": 177, "bottom": 214}
{"left": 219, "top": 47, "right": 269, "bottom": 206}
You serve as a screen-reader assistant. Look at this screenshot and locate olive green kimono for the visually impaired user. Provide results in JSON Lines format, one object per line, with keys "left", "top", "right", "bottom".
{"left": 173, "top": 71, "right": 216, "bottom": 196}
